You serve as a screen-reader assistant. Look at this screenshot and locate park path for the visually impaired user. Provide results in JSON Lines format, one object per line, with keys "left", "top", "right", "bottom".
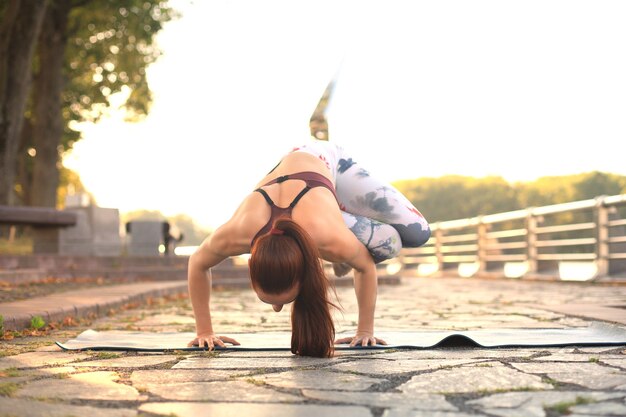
{"left": 1, "top": 276, "right": 626, "bottom": 417}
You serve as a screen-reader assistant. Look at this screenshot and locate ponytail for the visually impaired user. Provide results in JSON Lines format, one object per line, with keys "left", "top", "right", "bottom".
{"left": 249, "top": 218, "right": 337, "bottom": 358}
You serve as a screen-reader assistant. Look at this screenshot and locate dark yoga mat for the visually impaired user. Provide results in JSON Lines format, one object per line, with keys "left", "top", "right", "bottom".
{"left": 57, "top": 322, "right": 626, "bottom": 352}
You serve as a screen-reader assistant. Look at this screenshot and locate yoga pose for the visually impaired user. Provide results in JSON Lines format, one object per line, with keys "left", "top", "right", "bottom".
{"left": 187, "top": 140, "right": 431, "bottom": 357}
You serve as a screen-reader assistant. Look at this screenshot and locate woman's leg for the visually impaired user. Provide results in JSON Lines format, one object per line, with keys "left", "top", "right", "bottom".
{"left": 334, "top": 152, "right": 431, "bottom": 250}
{"left": 341, "top": 212, "right": 402, "bottom": 264}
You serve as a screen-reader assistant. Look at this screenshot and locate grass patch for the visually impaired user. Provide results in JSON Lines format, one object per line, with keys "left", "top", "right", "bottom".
{"left": 544, "top": 396, "right": 594, "bottom": 415}
{"left": 0, "top": 236, "right": 33, "bottom": 255}
{"left": 0, "top": 368, "right": 20, "bottom": 378}
{"left": 543, "top": 377, "right": 562, "bottom": 388}
{"left": 91, "top": 352, "right": 121, "bottom": 360}
{"left": 0, "top": 382, "right": 20, "bottom": 397}
{"left": 30, "top": 316, "right": 45, "bottom": 330}
{"left": 474, "top": 386, "right": 542, "bottom": 395}
{"left": 588, "top": 357, "right": 599, "bottom": 363}
{"left": 245, "top": 377, "right": 267, "bottom": 386}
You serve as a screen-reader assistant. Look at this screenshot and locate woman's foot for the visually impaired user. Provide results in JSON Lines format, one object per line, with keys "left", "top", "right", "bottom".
{"left": 332, "top": 262, "right": 353, "bottom": 277}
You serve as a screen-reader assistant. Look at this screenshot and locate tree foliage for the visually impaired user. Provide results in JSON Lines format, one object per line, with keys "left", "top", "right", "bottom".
{"left": 62, "top": 0, "right": 178, "bottom": 150}
{"left": 1, "top": 0, "right": 177, "bottom": 206}
{"left": 393, "top": 171, "right": 626, "bottom": 223}
{"left": 57, "top": 165, "right": 95, "bottom": 208}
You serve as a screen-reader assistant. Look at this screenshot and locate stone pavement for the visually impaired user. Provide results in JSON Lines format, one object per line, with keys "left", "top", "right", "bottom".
{"left": 1, "top": 276, "right": 626, "bottom": 417}
{"left": 0, "top": 281, "right": 188, "bottom": 331}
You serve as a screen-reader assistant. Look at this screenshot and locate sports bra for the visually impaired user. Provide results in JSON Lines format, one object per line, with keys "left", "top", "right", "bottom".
{"left": 251, "top": 171, "right": 338, "bottom": 245}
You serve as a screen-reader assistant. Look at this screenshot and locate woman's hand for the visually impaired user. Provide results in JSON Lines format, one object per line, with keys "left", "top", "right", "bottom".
{"left": 335, "top": 332, "right": 387, "bottom": 347}
{"left": 188, "top": 332, "right": 240, "bottom": 350}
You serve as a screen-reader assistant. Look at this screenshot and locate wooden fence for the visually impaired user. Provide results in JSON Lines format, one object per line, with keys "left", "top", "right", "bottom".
{"left": 395, "top": 194, "right": 626, "bottom": 281}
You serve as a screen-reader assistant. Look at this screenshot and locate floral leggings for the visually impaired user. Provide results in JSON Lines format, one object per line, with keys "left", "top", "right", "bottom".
{"left": 291, "top": 141, "right": 431, "bottom": 263}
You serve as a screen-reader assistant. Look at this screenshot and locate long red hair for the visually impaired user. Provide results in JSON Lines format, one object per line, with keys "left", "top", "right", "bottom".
{"left": 249, "top": 218, "right": 337, "bottom": 357}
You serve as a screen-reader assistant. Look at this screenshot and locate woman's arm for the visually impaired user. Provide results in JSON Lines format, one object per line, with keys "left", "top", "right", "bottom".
{"left": 324, "top": 230, "right": 387, "bottom": 347}
{"left": 187, "top": 230, "right": 241, "bottom": 349}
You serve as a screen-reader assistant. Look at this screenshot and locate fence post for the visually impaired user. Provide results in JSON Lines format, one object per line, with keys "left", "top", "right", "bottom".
{"left": 595, "top": 196, "right": 610, "bottom": 278}
{"left": 477, "top": 216, "right": 487, "bottom": 275}
{"left": 434, "top": 223, "right": 444, "bottom": 273}
{"left": 526, "top": 209, "right": 538, "bottom": 276}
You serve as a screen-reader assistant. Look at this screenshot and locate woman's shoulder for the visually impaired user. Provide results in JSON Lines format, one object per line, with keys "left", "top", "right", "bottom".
{"left": 207, "top": 220, "right": 252, "bottom": 256}
{"left": 297, "top": 205, "right": 354, "bottom": 260}
{"left": 211, "top": 196, "right": 267, "bottom": 254}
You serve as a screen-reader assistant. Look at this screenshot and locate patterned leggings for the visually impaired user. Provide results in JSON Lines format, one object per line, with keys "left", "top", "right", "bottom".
{"left": 292, "top": 141, "right": 431, "bottom": 263}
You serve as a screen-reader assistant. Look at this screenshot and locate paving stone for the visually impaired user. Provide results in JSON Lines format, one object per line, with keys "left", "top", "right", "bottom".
{"left": 466, "top": 391, "right": 624, "bottom": 416}
{"left": 71, "top": 354, "right": 179, "bottom": 368}
{"left": 571, "top": 401, "right": 626, "bottom": 415}
{"left": 383, "top": 410, "right": 486, "bottom": 417}
{"left": 173, "top": 356, "right": 332, "bottom": 369}
{"left": 0, "top": 351, "right": 90, "bottom": 370}
{"left": 143, "top": 380, "right": 301, "bottom": 402}
{"left": 399, "top": 362, "right": 553, "bottom": 394}
{"left": 15, "top": 370, "right": 141, "bottom": 401}
{"left": 510, "top": 362, "right": 626, "bottom": 390}
{"left": 467, "top": 391, "right": 624, "bottom": 408}
{"left": 379, "top": 349, "right": 537, "bottom": 361}
{"left": 217, "top": 350, "right": 297, "bottom": 358}
{"left": 302, "top": 390, "right": 456, "bottom": 410}
{"left": 4, "top": 275, "right": 626, "bottom": 416}
{"left": 328, "top": 358, "right": 481, "bottom": 375}
{"left": 0, "top": 366, "right": 76, "bottom": 384}
{"left": 35, "top": 344, "right": 65, "bottom": 352}
{"left": 253, "top": 369, "right": 385, "bottom": 390}
{"left": 219, "top": 349, "right": 380, "bottom": 358}
{"left": 139, "top": 402, "right": 372, "bottom": 417}
{"left": 530, "top": 353, "right": 625, "bottom": 362}
{"left": 574, "top": 347, "right": 626, "bottom": 353}
{"left": 599, "top": 358, "right": 626, "bottom": 369}
{"left": 133, "top": 313, "right": 196, "bottom": 326}
{"left": 0, "top": 397, "right": 136, "bottom": 417}
{"left": 131, "top": 368, "right": 238, "bottom": 386}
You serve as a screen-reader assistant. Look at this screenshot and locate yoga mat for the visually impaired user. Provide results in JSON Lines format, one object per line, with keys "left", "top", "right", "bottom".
{"left": 57, "top": 322, "right": 626, "bottom": 352}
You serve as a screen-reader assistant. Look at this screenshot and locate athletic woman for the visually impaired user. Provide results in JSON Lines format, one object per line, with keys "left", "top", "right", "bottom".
{"left": 187, "top": 140, "right": 431, "bottom": 357}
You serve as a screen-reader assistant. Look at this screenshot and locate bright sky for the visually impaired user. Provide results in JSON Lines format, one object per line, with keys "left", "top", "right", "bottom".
{"left": 64, "top": 0, "right": 626, "bottom": 230}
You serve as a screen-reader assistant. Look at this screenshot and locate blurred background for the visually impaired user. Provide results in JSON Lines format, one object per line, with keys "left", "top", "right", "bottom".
{"left": 1, "top": 0, "right": 625, "bottom": 253}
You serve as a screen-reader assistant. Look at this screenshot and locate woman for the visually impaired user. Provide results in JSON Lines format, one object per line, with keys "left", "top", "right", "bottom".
{"left": 187, "top": 140, "right": 431, "bottom": 357}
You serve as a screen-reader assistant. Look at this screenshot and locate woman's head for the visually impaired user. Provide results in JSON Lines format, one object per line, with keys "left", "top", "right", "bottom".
{"left": 249, "top": 218, "right": 336, "bottom": 357}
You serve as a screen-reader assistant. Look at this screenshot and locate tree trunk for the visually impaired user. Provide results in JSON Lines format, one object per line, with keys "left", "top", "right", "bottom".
{"left": 0, "top": 0, "right": 48, "bottom": 205}
{"left": 16, "top": 118, "right": 34, "bottom": 205}
{"left": 30, "top": 0, "right": 71, "bottom": 208}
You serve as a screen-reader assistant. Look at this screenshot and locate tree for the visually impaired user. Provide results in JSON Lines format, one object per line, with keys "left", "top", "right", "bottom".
{"left": 572, "top": 171, "right": 626, "bottom": 201}
{"left": 15, "top": 0, "right": 177, "bottom": 207}
{"left": 57, "top": 165, "right": 95, "bottom": 208}
{"left": 393, "top": 175, "right": 519, "bottom": 222}
{"left": 0, "top": 0, "right": 49, "bottom": 205}
{"left": 393, "top": 172, "right": 626, "bottom": 224}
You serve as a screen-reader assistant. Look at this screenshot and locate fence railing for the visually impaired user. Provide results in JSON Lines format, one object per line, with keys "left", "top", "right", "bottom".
{"left": 396, "top": 194, "right": 626, "bottom": 281}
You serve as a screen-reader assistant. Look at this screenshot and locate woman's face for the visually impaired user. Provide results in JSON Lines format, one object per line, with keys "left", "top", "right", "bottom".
{"left": 254, "top": 284, "right": 299, "bottom": 312}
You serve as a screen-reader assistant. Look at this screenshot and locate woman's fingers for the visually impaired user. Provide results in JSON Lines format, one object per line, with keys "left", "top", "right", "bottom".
{"left": 220, "top": 336, "right": 241, "bottom": 346}
{"left": 336, "top": 335, "right": 387, "bottom": 347}
{"left": 189, "top": 335, "right": 241, "bottom": 350}
{"left": 334, "top": 337, "right": 353, "bottom": 345}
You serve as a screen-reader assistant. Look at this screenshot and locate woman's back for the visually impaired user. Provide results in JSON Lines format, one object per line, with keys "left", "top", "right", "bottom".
{"left": 215, "top": 151, "right": 346, "bottom": 259}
